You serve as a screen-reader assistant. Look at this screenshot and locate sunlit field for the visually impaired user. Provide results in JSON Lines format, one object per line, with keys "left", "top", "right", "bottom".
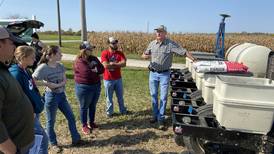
{"left": 40, "top": 32, "right": 273, "bottom": 55}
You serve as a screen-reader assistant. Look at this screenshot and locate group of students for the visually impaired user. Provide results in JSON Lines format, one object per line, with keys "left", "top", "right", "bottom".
{"left": 8, "top": 44, "right": 82, "bottom": 153}
{"left": 34, "top": 36, "right": 129, "bottom": 153}
{"left": 0, "top": 28, "right": 128, "bottom": 154}
{"left": 0, "top": 24, "right": 195, "bottom": 154}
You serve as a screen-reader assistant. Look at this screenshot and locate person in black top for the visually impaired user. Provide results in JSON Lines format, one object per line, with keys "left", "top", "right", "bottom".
{"left": 30, "top": 32, "right": 45, "bottom": 71}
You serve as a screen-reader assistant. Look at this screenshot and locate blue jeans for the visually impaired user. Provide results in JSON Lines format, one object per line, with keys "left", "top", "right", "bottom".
{"left": 149, "top": 71, "right": 170, "bottom": 122}
{"left": 103, "top": 78, "right": 127, "bottom": 115}
{"left": 44, "top": 91, "right": 80, "bottom": 145}
{"left": 34, "top": 115, "right": 48, "bottom": 154}
{"left": 75, "top": 82, "right": 101, "bottom": 126}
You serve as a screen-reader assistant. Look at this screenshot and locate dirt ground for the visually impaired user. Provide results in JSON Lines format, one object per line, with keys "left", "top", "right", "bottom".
{"left": 48, "top": 114, "right": 187, "bottom": 154}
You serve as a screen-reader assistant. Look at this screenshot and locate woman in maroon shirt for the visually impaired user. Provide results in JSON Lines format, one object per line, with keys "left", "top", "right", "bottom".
{"left": 73, "top": 41, "right": 104, "bottom": 135}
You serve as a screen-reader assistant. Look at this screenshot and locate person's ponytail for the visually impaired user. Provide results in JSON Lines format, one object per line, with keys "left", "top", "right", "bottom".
{"left": 38, "top": 45, "right": 59, "bottom": 65}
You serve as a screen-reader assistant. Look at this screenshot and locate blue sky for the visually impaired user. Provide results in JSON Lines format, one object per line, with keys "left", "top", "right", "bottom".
{"left": 0, "top": 0, "right": 273, "bottom": 33}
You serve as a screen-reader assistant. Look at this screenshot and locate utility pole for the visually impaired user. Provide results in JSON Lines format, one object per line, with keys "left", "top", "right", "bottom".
{"left": 80, "top": 0, "right": 87, "bottom": 41}
{"left": 146, "top": 21, "right": 149, "bottom": 33}
{"left": 57, "top": 0, "right": 62, "bottom": 47}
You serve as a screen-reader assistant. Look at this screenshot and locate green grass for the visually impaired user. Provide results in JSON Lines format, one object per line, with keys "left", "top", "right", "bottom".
{"left": 38, "top": 61, "right": 184, "bottom": 153}
{"left": 47, "top": 42, "right": 80, "bottom": 54}
{"left": 39, "top": 33, "right": 81, "bottom": 40}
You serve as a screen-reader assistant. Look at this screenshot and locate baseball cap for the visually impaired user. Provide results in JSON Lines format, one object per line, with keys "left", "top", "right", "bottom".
{"left": 79, "top": 41, "right": 96, "bottom": 50}
{"left": 0, "top": 27, "right": 24, "bottom": 44}
{"left": 154, "top": 25, "right": 167, "bottom": 32}
{"left": 108, "top": 37, "right": 118, "bottom": 44}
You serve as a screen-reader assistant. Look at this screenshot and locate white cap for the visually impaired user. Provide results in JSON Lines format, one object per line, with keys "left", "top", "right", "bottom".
{"left": 108, "top": 37, "right": 118, "bottom": 44}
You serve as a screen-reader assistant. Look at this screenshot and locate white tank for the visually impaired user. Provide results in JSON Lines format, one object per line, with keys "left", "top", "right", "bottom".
{"left": 225, "top": 43, "right": 240, "bottom": 59}
{"left": 196, "top": 72, "right": 204, "bottom": 90}
{"left": 226, "top": 43, "right": 272, "bottom": 77}
{"left": 202, "top": 73, "right": 217, "bottom": 104}
{"left": 213, "top": 75, "right": 274, "bottom": 134}
{"left": 226, "top": 43, "right": 256, "bottom": 62}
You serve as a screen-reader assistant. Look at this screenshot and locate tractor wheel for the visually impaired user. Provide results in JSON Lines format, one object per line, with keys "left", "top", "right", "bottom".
{"left": 183, "top": 104, "right": 213, "bottom": 154}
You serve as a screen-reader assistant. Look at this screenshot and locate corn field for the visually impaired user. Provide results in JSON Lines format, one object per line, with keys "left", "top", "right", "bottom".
{"left": 88, "top": 32, "right": 274, "bottom": 55}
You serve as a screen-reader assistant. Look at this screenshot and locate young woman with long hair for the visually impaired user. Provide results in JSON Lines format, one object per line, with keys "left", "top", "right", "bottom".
{"left": 9, "top": 46, "right": 48, "bottom": 154}
{"left": 32, "top": 45, "right": 83, "bottom": 152}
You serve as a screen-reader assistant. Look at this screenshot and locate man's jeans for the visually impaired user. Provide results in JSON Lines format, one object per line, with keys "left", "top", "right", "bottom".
{"left": 34, "top": 115, "right": 48, "bottom": 154}
{"left": 45, "top": 91, "right": 80, "bottom": 145}
{"left": 75, "top": 82, "right": 101, "bottom": 126}
{"left": 149, "top": 71, "right": 170, "bottom": 122}
{"left": 103, "top": 78, "right": 127, "bottom": 116}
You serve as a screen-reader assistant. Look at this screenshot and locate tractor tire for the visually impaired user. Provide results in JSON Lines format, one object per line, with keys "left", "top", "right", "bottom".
{"left": 183, "top": 104, "right": 213, "bottom": 154}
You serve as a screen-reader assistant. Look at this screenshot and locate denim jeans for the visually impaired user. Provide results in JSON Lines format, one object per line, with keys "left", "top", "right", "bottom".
{"left": 149, "top": 71, "right": 170, "bottom": 122}
{"left": 103, "top": 78, "right": 127, "bottom": 115}
{"left": 34, "top": 115, "right": 48, "bottom": 154}
{"left": 44, "top": 91, "right": 80, "bottom": 145}
{"left": 75, "top": 82, "right": 101, "bottom": 126}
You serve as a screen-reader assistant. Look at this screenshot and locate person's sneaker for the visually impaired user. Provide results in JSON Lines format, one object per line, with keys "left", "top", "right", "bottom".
{"left": 51, "top": 145, "right": 62, "bottom": 153}
{"left": 121, "top": 110, "right": 130, "bottom": 115}
{"left": 158, "top": 121, "right": 166, "bottom": 130}
{"left": 158, "top": 124, "right": 165, "bottom": 130}
{"left": 81, "top": 125, "right": 91, "bottom": 135}
{"left": 89, "top": 123, "right": 98, "bottom": 129}
{"left": 149, "top": 117, "right": 157, "bottom": 124}
{"left": 107, "top": 114, "right": 113, "bottom": 118}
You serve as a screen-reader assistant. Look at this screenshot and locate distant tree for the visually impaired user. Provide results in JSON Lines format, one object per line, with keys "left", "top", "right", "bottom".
{"left": 76, "top": 30, "right": 81, "bottom": 36}
{"left": 67, "top": 28, "right": 73, "bottom": 33}
{"left": 66, "top": 28, "right": 74, "bottom": 35}
{"left": 6, "top": 14, "right": 28, "bottom": 19}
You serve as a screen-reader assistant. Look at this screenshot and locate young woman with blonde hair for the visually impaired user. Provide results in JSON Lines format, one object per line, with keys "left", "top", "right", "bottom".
{"left": 9, "top": 45, "right": 48, "bottom": 154}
